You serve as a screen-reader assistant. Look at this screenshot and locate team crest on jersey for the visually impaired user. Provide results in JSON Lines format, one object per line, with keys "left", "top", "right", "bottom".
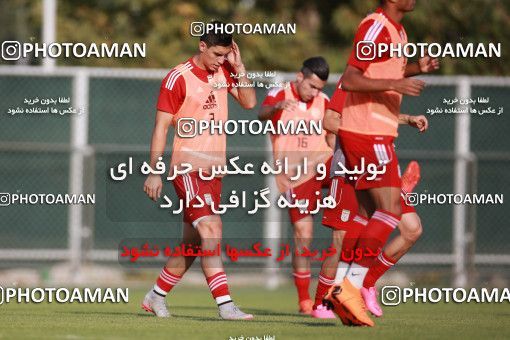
{"left": 297, "top": 199, "right": 309, "bottom": 208}
{"left": 203, "top": 193, "right": 213, "bottom": 206}
{"left": 340, "top": 209, "right": 350, "bottom": 222}
{"left": 203, "top": 91, "right": 217, "bottom": 110}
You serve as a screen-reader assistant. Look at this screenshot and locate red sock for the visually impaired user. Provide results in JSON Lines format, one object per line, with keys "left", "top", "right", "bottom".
{"left": 313, "top": 273, "right": 335, "bottom": 308}
{"left": 293, "top": 271, "right": 311, "bottom": 302}
{"left": 206, "top": 272, "right": 231, "bottom": 304}
{"left": 340, "top": 215, "right": 368, "bottom": 263}
{"left": 354, "top": 210, "right": 400, "bottom": 268}
{"left": 154, "top": 268, "right": 182, "bottom": 296}
{"left": 363, "top": 252, "right": 397, "bottom": 288}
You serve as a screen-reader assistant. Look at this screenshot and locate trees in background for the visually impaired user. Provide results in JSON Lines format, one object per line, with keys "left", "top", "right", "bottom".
{"left": 1, "top": 0, "right": 508, "bottom": 75}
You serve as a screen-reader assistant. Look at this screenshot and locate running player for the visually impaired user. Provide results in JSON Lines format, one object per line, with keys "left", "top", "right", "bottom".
{"left": 258, "top": 57, "right": 334, "bottom": 314}
{"left": 311, "top": 84, "right": 428, "bottom": 321}
{"left": 142, "top": 23, "right": 257, "bottom": 320}
{"left": 322, "top": 0, "right": 438, "bottom": 326}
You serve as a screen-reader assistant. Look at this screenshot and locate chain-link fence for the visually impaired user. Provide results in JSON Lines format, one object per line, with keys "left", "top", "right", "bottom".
{"left": 1, "top": 66, "right": 509, "bottom": 286}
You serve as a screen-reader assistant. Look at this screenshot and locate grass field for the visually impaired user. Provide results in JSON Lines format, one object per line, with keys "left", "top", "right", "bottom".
{"left": 1, "top": 285, "right": 509, "bottom": 339}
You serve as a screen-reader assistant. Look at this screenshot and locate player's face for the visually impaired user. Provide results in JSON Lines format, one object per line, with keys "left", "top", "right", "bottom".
{"left": 395, "top": 0, "right": 416, "bottom": 12}
{"left": 296, "top": 72, "right": 326, "bottom": 102}
{"left": 199, "top": 42, "right": 232, "bottom": 72}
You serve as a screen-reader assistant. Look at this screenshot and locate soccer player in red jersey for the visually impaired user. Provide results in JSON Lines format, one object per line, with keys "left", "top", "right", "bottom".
{"left": 259, "top": 57, "right": 334, "bottom": 314}
{"left": 312, "top": 83, "right": 427, "bottom": 321}
{"left": 142, "top": 23, "right": 257, "bottom": 319}
{"left": 321, "top": 0, "right": 438, "bottom": 326}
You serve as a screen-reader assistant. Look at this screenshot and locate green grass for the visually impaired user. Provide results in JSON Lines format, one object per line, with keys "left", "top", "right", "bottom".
{"left": 0, "top": 286, "right": 509, "bottom": 339}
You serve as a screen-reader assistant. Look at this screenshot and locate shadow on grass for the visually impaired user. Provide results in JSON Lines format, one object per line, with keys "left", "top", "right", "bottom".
{"left": 56, "top": 311, "right": 140, "bottom": 317}
{"left": 56, "top": 309, "right": 340, "bottom": 327}
{"left": 173, "top": 314, "right": 338, "bottom": 327}
{"left": 171, "top": 306, "right": 323, "bottom": 318}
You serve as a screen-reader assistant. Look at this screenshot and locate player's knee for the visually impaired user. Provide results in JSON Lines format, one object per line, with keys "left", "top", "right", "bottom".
{"left": 401, "top": 216, "right": 423, "bottom": 243}
{"left": 294, "top": 228, "right": 313, "bottom": 242}
{"left": 196, "top": 219, "right": 222, "bottom": 239}
{"left": 331, "top": 230, "right": 346, "bottom": 253}
{"left": 293, "top": 219, "right": 313, "bottom": 241}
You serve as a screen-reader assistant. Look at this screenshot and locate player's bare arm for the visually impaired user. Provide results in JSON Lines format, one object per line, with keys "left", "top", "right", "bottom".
{"left": 143, "top": 110, "right": 173, "bottom": 201}
{"left": 323, "top": 108, "right": 341, "bottom": 134}
{"left": 227, "top": 41, "right": 257, "bottom": 109}
{"left": 325, "top": 132, "right": 336, "bottom": 149}
{"left": 404, "top": 56, "right": 440, "bottom": 77}
{"left": 258, "top": 99, "right": 298, "bottom": 121}
{"left": 341, "top": 64, "right": 425, "bottom": 96}
{"left": 398, "top": 113, "right": 429, "bottom": 132}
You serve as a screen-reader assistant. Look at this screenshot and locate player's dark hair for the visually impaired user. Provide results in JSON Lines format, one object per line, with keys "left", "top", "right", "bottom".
{"left": 301, "top": 56, "right": 329, "bottom": 81}
{"left": 200, "top": 20, "right": 233, "bottom": 47}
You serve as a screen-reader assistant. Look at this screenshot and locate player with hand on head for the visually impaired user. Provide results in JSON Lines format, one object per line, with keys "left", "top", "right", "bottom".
{"left": 259, "top": 57, "right": 334, "bottom": 315}
{"left": 142, "top": 22, "right": 257, "bottom": 320}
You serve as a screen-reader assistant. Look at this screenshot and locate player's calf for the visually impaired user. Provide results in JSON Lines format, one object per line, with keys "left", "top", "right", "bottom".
{"left": 399, "top": 213, "right": 423, "bottom": 245}
{"left": 292, "top": 217, "right": 314, "bottom": 314}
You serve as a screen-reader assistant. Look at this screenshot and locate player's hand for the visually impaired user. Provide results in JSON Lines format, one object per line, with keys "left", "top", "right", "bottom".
{"left": 144, "top": 174, "right": 162, "bottom": 201}
{"left": 227, "top": 40, "right": 245, "bottom": 73}
{"left": 408, "top": 115, "right": 429, "bottom": 132}
{"left": 418, "top": 56, "right": 440, "bottom": 73}
{"left": 392, "top": 78, "right": 425, "bottom": 96}
{"left": 275, "top": 99, "right": 298, "bottom": 111}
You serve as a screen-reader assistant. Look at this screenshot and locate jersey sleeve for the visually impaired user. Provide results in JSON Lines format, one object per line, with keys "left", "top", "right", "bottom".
{"left": 347, "top": 19, "right": 391, "bottom": 72}
{"left": 328, "top": 79, "right": 347, "bottom": 113}
{"left": 262, "top": 88, "right": 286, "bottom": 126}
{"left": 262, "top": 87, "right": 285, "bottom": 107}
{"left": 156, "top": 70, "right": 186, "bottom": 114}
{"left": 222, "top": 62, "right": 238, "bottom": 94}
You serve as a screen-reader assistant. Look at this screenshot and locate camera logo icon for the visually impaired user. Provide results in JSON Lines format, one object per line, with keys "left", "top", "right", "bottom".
{"left": 1, "top": 41, "right": 22, "bottom": 61}
{"left": 177, "top": 118, "right": 198, "bottom": 138}
{"left": 356, "top": 40, "right": 376, "bottom": 61}
{"left": 404, "top": 193, "right": 419, "bottom": 207}
{"left": 381, "top": 286, "right": 401, "bottom": 306}
{"left": 190, "top": 22, "right": 205, "bottom": 37}
{"left": 0, "top": 193, "right": 11, "bottom": 207}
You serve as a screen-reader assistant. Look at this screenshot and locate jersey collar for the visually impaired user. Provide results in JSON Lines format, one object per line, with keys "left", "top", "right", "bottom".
{"left": 376, "top": 7, "right": 403, "bottom": 31}
{"left": 188, "top": 57, "right": 215, "bottom": 83}
{"left": 290, "top": 82, "right": 314, "bottom": 110}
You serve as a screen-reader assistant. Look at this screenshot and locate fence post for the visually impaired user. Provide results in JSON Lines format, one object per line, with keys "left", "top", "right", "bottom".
{"left": 264, "top": 138, "right": 282, "bottom": 290}
{"left": 452, "top": 76, "right": 471, "bottom": 287}
{"left": 68, "top": 69, "right": 90, "bottom": 283}
{"left": 82, "top": 150, "right": 96, "bottom": 262}
{"left": 42, "top": 0, "right": 57, "bottom": 70}
{"left": 466, "top": 155, "right": 478, "bottom": 286}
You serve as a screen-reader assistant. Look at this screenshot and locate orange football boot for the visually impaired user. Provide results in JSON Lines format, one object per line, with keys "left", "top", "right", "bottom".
{"left": 401, "top": 161, "right": 421, "bottom": 194}
{"left": 324, "top": 279, "right": 374, "bottom": 327}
